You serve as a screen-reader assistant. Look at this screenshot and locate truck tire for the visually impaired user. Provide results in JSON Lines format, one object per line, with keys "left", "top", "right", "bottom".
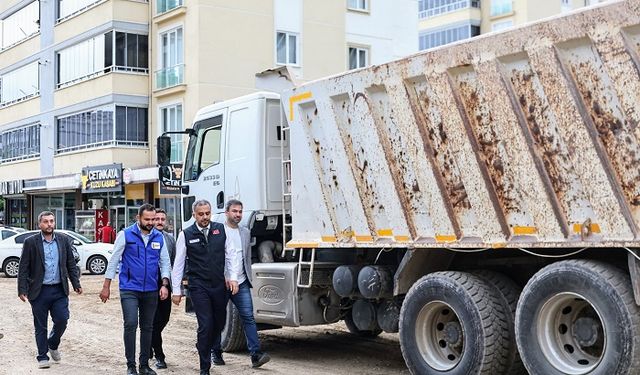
{"left": 220, "top": 300, "right": 246, "bottom": 352}
{"left": 399, "top": 271, "right": 510, "bottom": 375}
{"left": 344, "top": 306, "right": 382, "bottom": 337}
{"left": 473, "top": 270, "right": 526, "bottom": 375}
{"left": 515, "top": 260, "right": 640, "bottom": 375}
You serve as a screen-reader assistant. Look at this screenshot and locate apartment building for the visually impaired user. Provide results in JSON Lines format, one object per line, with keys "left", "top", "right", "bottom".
{"left": 0, "top": 0, "right": 417, "bottom": 233}
{"left": 417, "top": 0, "right": 609, "bottom": 51}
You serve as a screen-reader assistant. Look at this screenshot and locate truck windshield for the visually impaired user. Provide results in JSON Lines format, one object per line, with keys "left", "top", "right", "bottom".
{"left": 183, "top": 114, "right": 223, "bottom": 181}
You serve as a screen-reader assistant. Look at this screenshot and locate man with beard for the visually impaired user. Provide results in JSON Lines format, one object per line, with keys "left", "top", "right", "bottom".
{"left": 149, "top": 209, "right": 176, "bottom": 369}
{"left": 171, "top": 199, "right": 227, "bottom": 375}
{"left": 211, "top": 199, "right": 270, "bottom": 368}
{"left": 18, "top": 211, "right": 82, "bottom": 369}
{"left": 100, "top": 204, "right": 171, "bottom": 375}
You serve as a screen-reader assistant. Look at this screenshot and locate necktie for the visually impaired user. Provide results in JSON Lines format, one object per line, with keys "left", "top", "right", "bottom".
{"left": 202, "top": 228, "right": 208, "bottom": 243}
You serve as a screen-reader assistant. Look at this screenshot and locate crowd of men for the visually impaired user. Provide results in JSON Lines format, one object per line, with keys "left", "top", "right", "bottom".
{"left": 17, "top": 199, "right": 270, "bottom": 375}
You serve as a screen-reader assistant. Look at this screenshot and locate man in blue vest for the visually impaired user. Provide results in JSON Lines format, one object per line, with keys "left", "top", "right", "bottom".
{"left": 100, "top": 204, "right": 172, "bottom": 375}
{"left": 171, "top": 199, "right": 228, "bottom": 375}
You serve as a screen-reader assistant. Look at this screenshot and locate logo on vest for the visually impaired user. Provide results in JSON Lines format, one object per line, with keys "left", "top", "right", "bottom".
{"left": 257, "top": 285, "right": 285, "bottom": 305}
{"left": 212, "top": 229, "right": 220, "bottom": 235}
{"left": 151, "top": 242, "right": 160, "bottom": 249}
{"left": 189, "top": 238, "right": 200, "bottom": 244}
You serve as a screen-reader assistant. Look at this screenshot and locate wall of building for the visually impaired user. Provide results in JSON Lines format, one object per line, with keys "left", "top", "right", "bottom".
{"left": 347, "top": 0, "right": 418, "bottom": 65}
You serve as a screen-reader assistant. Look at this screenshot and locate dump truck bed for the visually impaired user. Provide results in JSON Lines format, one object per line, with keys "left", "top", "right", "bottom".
{"left": 282, "top": 0, "right": 640, "bottom": 249}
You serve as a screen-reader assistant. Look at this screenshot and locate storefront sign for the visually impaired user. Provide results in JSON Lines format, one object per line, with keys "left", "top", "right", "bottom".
{"left": 81, "top": 163, "right": 123, "bottom": 193}
{"left": 95, "top": 209, "right": 109, "bottom": 240}
{"left": 0, "top": 180, "right": 23, "bottom": 195}
{"left": 159, "top": 164, "right": 183, "bottom": 195}
{"left": 23, "top": 179, "right": 47, "bottom": 191}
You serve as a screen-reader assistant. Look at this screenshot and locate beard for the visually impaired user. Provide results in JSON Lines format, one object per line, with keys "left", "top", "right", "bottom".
{"left": 142, "top": 223, "right": 154, "bottom": 232}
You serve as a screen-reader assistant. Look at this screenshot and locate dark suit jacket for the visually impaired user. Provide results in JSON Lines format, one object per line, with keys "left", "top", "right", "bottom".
{"left": 17, "top": 232, "right": 82, "bottom": 301}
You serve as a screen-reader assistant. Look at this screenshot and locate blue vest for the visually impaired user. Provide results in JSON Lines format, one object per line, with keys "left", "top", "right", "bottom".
{"left": 119, "top": 223, "right": 165, "bottom": 292}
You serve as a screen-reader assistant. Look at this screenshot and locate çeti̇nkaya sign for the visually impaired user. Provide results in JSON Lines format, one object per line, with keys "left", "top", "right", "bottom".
{"left": 81, "top": 163, "right": 123, "bottom": 193}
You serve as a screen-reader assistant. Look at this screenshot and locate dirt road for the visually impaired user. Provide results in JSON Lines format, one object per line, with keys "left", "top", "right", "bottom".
{"left": 0, "top": 275, "right": 409, "bottom": 375}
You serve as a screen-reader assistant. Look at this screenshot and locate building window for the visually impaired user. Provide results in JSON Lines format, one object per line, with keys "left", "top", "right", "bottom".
{"left": 0, "top": 1, "right": 40, "bottom": 50}
{"left": 156, "top": 27, "right": 184, "bottom": 89}
{"left": 418, "top": 0, "right": 481, "bottom": 19}
{"left": 490, "top": 0, "right": 512, "bottom": 16}
{"left": 115, "top": 106, "right": 148, "bottom": 144}
{"left": 276, "top": 31, "right": 299, "bottom": 66}
{"left": 348, "top": 47, "right": 368, "bottom": 70}
{"left": 491, "top": 19, "right": 513, "bottom": 31}
{"left": 157, "top": 0, "right": 183, "bottom": 14}
{"left": 160, "top": 104, "right": 183, "bottom": 162}
{"left": 112, "top": 31, "right": 148, "bottom": 71}
{"left": 0, "top": 124, "right": 40, "bottom": 162}
{"left": 56, "top": 105, "right": 148, "bottom": 153}
{"left": 419, "top": 23, "right": 480, "bottom": 50}
{"left": 57, "top": 0, "right": 103, "bottom": 21}
{"left": 347, "top": 0, "right": 368, "bottom": 11}
{"left": 57, "top": 31, "right": 148, "bottom": 88}
{"left": 0, "top": 61, "right": 39, "bottom": 107}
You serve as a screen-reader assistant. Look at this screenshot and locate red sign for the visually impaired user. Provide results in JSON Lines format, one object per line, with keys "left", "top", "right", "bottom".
{"left": 95, "top": 209, "right": 109, "bottom": 240}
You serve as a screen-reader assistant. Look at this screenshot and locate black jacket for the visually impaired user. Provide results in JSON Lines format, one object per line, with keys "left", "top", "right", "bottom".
{"left": 184, "top": 222, "right": 226, "bottom": 285}
{"left": 17, "top": 232, "right": 82, "bottom": 301}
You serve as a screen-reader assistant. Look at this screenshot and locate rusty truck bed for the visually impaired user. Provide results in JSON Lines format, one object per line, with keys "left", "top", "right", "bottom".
{"left": 283, "top": 0, "right": 640, "bottom": 249}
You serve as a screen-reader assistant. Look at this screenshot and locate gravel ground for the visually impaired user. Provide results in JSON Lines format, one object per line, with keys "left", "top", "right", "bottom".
{"left": 0, "top": 274, "right": 409, "bottom": 375}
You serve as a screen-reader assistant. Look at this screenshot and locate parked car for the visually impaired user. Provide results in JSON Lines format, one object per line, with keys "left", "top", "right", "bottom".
{"left": 0, "top": 227, "right": 21, "bottom": 240}
{"left": 0, "top": 229, "right": 112, "bottom": 277}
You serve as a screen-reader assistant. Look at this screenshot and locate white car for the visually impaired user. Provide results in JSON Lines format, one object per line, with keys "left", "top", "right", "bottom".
{"left": 0, "top": 229, "right": 112, "bottom": 277}
{"left": 0, "top": 226, "right": 25, "bottom": 240}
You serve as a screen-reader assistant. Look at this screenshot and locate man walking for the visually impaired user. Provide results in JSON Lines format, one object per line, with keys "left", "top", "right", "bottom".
{"left": 99, "top": 221, "right": 116, "bottom": 244}
{"left": 212, "top": 199, "right": 270, "bottom": 368}
{"left": 171, "top": 200, "right": 227, "bottom": 375}
{"left": 150, "top": 209, "right": 176, "bottom": 369}
{"left": 18, "top": 211, "right": 82, "bottom": 369}
{"left": 100, "top": 204, "right": 172, "bottom": 375}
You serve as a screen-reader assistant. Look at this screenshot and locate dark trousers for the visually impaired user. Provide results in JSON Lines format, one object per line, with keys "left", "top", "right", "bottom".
{"left": 120, "top": 290, "right": 158, "bottom": 367}
{"left": 30, "top": 284, "right": 69, "bottom": 361}
{"left": 213, "top": 280, "right": 260, "bottom": 354}
{"left": 190, "top": 279, "right": 228, "bottom": 371}
{"left": 150, "top": 294, "right": 172, "bottom": 361}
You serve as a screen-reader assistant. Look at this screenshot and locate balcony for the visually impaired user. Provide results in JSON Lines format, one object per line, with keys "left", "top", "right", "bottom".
{"left": 157, "top": 0, "right": 183, "bottom": 14}
{"left": 155, "top": 64, "right": 184, "bottom": 90}
{"left": 419, "top": 0, "right": 480, "bottom": 19}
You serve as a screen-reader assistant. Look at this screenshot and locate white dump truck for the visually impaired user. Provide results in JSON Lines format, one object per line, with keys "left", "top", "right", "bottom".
{"left": 157, "top": 1, "right": 640, "bottom": 373}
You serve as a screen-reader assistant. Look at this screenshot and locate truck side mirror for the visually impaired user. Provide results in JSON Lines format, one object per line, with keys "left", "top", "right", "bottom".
{"left": 157, "top": 136, "right": 172, "bottom": 167}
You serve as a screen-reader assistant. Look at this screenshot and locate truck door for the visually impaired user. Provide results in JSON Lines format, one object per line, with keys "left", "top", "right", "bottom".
{"left": 182, "top": 111, "right": 227, "bottom": 224}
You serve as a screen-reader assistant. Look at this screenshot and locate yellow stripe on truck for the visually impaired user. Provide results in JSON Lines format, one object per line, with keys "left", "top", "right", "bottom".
{"left": 435, "top": 235, "right": 456, "bottom": 243}
{"left": 513, "top": 226, "right": 537, "bottom": 235}
{"left": 289, "top": 92, "right": 312, "bottom": 121}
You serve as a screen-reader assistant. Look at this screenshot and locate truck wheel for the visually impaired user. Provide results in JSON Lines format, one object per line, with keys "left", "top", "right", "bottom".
{"left": 515, "top": 260, "right": 640, "bottom": 375}
{"left": 474, "top": 270, "right": 526, "bottom": 375}
{"left": 221, "top": 300, "right": 246, "bottom": 352}
{"left": 399, "top": 272, "right": 510, "bottom": 375}
{"left": 344, "top": 306, "right": 382, "bottom": 337}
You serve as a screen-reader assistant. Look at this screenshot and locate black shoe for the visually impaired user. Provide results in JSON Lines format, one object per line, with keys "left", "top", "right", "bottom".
{"left": 211, "top": 350, "right": 225, "bottom": 366}
{"left": 127, "top": 365, "right": 138, "bottom": 375}
{"left": 138, "top": 364, "right": 157, "bottom": 375}
{"left": 251, "top": 352, "right": 271, "bottom": 368}
{"left": 155, "top": 359, "right": 167, "bottom": 369}
{"left": 199, "top": 371, "right": 210, "bottom": 375}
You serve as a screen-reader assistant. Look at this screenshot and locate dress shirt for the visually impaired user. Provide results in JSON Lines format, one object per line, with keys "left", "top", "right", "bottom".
{"left": 224, "top": 224, "right": 245, "bottom": 284}
{"left": 42, "top": 232, "right": 61, "bottom": 285}
{"left": 171, "top": 224, "right": 209, "bottom": 295}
